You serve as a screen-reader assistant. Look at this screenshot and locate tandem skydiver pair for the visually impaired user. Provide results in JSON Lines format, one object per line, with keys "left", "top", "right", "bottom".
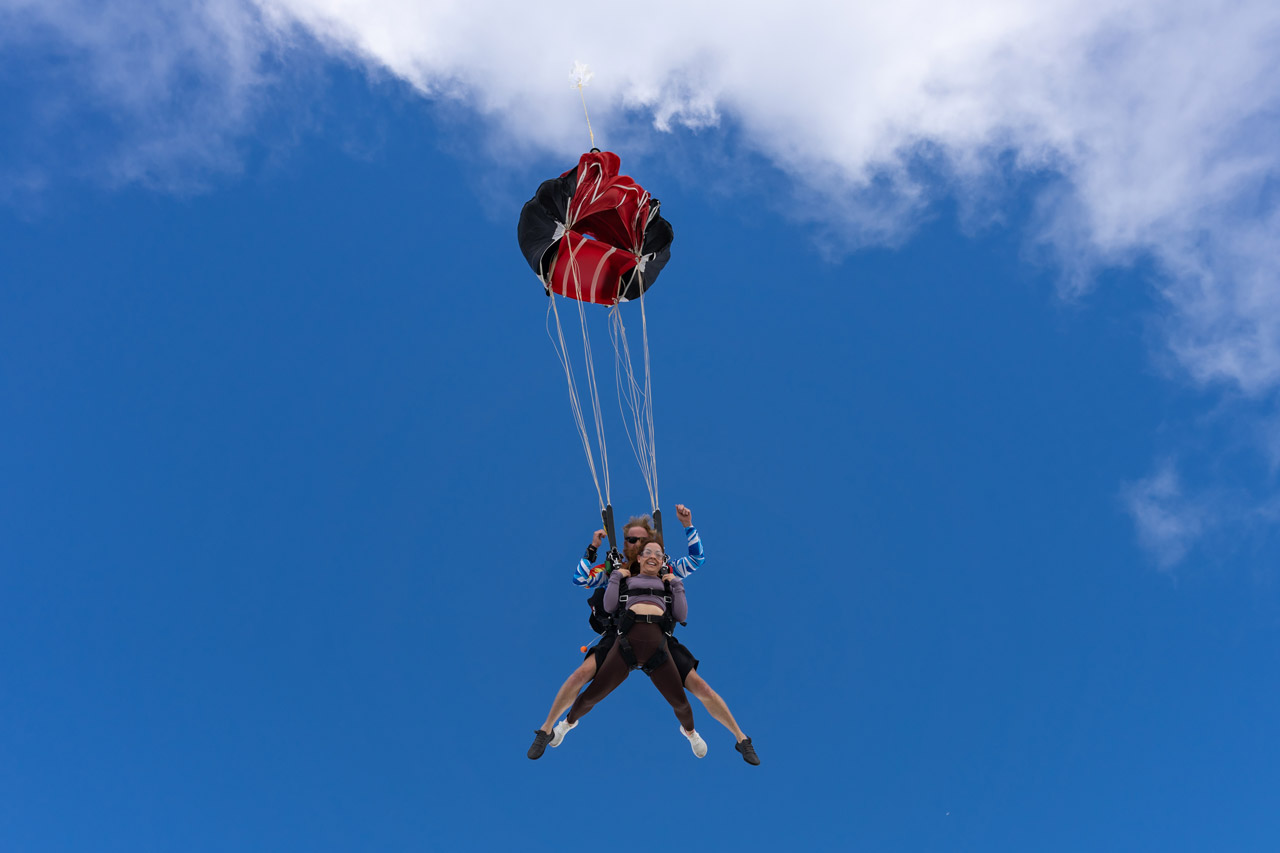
{"left": 526, "top": 506, "right": 759, "bottom": 765}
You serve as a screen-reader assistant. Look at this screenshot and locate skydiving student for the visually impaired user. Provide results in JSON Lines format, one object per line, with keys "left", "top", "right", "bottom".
{"left": 558, "top": 537, "right": 702, "bottom": 748}
{"left": 526, "top": 506, "right": 760, "bottom": 764}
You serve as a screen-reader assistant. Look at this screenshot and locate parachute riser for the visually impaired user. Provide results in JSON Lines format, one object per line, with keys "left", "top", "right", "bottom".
{"left": 602, "top": 504, "right": 623, "bottom": 570}
{"left": 652, "top": 507, "right": 670, "bottom": 568}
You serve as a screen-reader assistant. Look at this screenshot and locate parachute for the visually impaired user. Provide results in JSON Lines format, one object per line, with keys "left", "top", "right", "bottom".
{"left": 517, "top": 150, "right": 674, "bottom": 549}
{"left": 518, "top": 150, "right": 673, "bottom": 305}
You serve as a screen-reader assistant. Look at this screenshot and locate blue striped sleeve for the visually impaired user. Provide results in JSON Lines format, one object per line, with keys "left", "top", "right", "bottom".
{"left": 668, "top": 525, "right": 705, "bottom": 579}
{"left": 573, "top": 559, "right": 610, "bottom": 588}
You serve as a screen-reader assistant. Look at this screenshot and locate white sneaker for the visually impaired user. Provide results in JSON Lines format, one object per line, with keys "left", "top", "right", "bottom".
{"left": 681, "top": 727, "right": 708, "bottom": 758}
{"left": 551, "top": 718, "right": 577, "bottom": 747}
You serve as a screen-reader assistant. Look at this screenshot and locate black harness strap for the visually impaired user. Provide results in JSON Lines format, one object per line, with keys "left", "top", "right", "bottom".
{"left": 617, "top": 631, "right": 670, "bottom": 674}
{"left": 617, "top": 575, "right": 673, "bottom": 608}
{"left": 587, "top": 586, "right": 615, "bottom": 635}
{"left": 614, "top": 576, "right": 675, "bottom": 674}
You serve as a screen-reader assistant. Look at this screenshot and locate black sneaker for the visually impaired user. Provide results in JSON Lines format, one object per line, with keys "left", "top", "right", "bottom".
{"left": 527, "top": 729, "right": 552, "bottom": 760}
{"left": 735, "top": 737, "right": 760, "bottom": 766}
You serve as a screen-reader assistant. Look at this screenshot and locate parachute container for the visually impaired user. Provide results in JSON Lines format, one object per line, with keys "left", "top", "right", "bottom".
{"left": 517, "top": 151, "right": 673, "bottom": 305}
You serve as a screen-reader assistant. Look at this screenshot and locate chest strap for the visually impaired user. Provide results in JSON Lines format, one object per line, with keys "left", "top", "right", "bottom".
{"left": 618, "top": 576, "right": 673, "bottom": 604}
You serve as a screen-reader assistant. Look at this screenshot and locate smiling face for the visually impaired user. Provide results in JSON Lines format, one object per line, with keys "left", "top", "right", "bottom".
{"left": 636, "top": 540, "right": 666, "bottom": 576}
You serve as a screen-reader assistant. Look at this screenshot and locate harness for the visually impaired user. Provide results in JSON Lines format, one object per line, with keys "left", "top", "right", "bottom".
{"left": 585, "top": 546, "right": 628, "bottom": 634}
{"left": 587, "top": 585, "right": 615, "bottom": 634}
{"left": 615, "top": 573, "right": 681, "bottom": 674}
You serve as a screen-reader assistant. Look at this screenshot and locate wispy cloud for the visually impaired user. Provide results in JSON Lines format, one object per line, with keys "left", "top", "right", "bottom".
{"left": 1, "top": 0, "right": 281, "bottom": 194}
{"left": 1122, "top": 462, "right": 1211, "bottom": 570}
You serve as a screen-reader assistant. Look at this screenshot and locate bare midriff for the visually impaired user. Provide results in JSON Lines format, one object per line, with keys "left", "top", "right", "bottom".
{"left": 629, "top": 602, "right": 664, "bottom": 616}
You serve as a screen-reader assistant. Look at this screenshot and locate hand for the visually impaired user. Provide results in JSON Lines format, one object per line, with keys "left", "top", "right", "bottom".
{"left": 591, "top": 529, "right": 606, "bottom": 548}
{"left": 615, "top": 567, "right": 631, "bottom": 579}
{"left": 675, "top": 504, "right": 692, "bottom": 527}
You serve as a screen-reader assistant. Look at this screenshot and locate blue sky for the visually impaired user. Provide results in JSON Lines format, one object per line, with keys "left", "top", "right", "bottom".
{"left": 4, "top": 3, "right": 1280, "bottom": 851}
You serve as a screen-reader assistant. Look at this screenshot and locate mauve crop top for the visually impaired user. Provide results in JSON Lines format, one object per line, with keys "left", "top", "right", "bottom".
{"left": 603, "top": 571, "right": 687, "bottom": 623}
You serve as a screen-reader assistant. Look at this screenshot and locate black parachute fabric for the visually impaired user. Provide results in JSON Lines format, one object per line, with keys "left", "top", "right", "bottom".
{"left": 517, "top": 150, "right": 673, "bottom": 305}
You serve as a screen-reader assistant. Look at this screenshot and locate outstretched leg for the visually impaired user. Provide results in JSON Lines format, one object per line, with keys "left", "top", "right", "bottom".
{"left": 685, "top": 670, "right": 746, "bottom": 741}
{"left": 566, "top": 644, "right": 631, "bottom": 724}
{"left": 625, "top": 624, "right": 695, "bottom": 730}
{"left": 648, "top": 657, "right": 695, "bottom": 731}
{"left": 538, "top": 656, "right": 598, "bottom": 734}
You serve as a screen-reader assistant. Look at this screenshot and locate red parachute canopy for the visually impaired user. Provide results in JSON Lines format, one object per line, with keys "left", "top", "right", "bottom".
{"left": 517, "top": 151, "right": 674, "bottom": 306}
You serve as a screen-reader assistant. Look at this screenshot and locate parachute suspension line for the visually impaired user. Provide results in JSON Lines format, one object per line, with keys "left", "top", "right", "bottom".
{"left": 559, "top": 226, "right": 613, "bottom": 503}
{"left": 639, "top": 289, "right": 657, "bottom": 512}
{"left": 570, "top": 263, "right": 611, "bottom": 503}
{"left": 609, "top": 291, "right": 659, "bottom": 514}
{"left": 570, "top": 62, "right": 597, "bottom": 150}
{"left": 578, "top": 84, "right": 596, "bottom": 150}
{"left": 547, "top": 293, "right": 606, "bottom": 512}
{"left": 544, "top": 223, "right": 615, "bottom": 509}
{"left": 609, "top": 301, "right": 658, "bottom": 512}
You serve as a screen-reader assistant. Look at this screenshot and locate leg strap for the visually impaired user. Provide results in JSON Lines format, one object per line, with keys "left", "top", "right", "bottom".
{"left": 618, "top": 634, "right": 639, "bottom": 669}
{"left": 616, "top": 610, "right": 639, "bottom": 669}
{"left": 639, "top": 635, "right": 670, "bottom": 675}
{"left": 617, "top": 623, "right": 670, "bottom": 674}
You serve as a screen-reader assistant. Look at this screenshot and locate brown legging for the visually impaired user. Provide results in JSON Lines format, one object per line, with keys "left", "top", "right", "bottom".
{"left": 566, "top": 622, "right": 694, "bottom": 730}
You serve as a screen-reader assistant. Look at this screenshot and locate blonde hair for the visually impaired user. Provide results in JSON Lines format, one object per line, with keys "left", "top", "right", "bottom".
{"left": 622, "top": 515, "right": 655, "bottom": 537}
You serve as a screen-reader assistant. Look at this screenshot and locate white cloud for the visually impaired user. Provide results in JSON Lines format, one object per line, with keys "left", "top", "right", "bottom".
{"left": 1122, "top": 463, "right": 1211, "bottom": 569}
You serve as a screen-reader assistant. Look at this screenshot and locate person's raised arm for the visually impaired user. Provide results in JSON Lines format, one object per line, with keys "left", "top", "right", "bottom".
{"left": 668, "top": 504, "right": 705, "bottom": 579}
{"left": 572, "top": 528, "right": 609, "bottom": 588}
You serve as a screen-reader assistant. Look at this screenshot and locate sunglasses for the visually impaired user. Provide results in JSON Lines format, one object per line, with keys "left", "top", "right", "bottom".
{"left": 625, "top": 536, "right": 644, "bottom": 544}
